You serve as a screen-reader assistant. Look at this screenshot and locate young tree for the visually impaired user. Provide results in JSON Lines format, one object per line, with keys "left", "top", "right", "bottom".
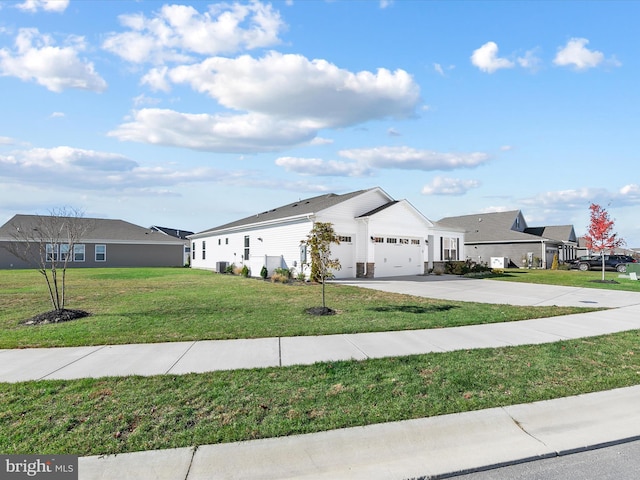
{"left": 3, "top": 208, "right": 94, "bottom": 315}
{"left": 302, "top": 222, "right": 341, "bottom": 312}
{"left": 584, "top": 203, "right": 625, "bottom": 281}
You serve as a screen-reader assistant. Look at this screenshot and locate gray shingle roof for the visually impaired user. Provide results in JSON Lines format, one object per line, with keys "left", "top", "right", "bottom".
{"left": 438, "top": 211, "right": 577, "bottom": 244}
{"left": 0, "top": 215, "right": 184, "bottom": 244}
{"left": 194, "top": 189, "right": 374, "bottom": 235}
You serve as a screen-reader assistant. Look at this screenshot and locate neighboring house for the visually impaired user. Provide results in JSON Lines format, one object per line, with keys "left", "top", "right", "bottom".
{"left": 150, "top": 226, "right": 194, "bottom": 265}
{"left": 0, "top": 215, "right": 186, "bottom": 269}
{"left": 437, "top": 210, "right": 578, "bottom": 268}
{"left": 188, "top": 187, "right": 465, "bottom": 279}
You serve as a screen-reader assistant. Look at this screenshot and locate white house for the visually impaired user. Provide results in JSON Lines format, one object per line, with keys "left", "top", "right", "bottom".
{"left": 188, "top": 187, "right": 465, "bottom": 279}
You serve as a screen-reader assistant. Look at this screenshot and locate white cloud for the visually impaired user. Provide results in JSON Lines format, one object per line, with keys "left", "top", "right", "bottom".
{"left": 114, "top": 53, "right": 420, "bottom": 152}
{"left": 0, "top": 28, "right": 107, "bottom": 92}
{"left": 338, "top": 146, "right": 490, "bottom": 171}
{"left": 387, "top": 127, "right": 401, "bottom": 137}
{"left": 421, "top": 176, "right": 480, "bottom": 195}
{"left": 166, "top": 52, "right": 420, "bottom": 128}
{"left": 49, "top": 111, "right": 64, "bottom": 118}
{"left": 521, "top": 187, "right": 611, "bottom": 209}
{"left": 380, "top": 0, "right": 394, "bottom": 8}
{"left": 16, "top": 0, "right": 69, "bottom": 13}
{"left": 108, "top": 109, "right": 317, "bottom": 153}
{"left": 102, "top": 2, "right": 285, "bottom": 65}
{"left": 517, "top": 48, "right": 542, "bottom": 71}
{"left": 0, "top": 136, "right": 15, "bottom": 145}
{"left": 471, "top": 41, "right": 514, "bottom": 73}
{"left": 275, "top": 156, "right": 372, "bottom": 177}
{"left": 0, "top": 145, "right": 233, "bottom": 192}
{"left": 553, "top": 38, "right": 609, "bottom": 70}
{"left": 434, "top": 63, "right": 444, "bottom": 76}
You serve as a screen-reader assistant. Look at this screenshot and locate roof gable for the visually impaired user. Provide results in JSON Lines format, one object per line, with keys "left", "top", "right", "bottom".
{"left": 438, "top": 211, "right": 577, "bottom": 244}
{"left": 0, "top": 215, "right": 184, "bottom": 244}
{"left": 193, "top": 188, "right": 390, "bottom": 235}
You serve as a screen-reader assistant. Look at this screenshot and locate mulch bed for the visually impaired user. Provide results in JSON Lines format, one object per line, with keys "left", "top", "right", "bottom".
{"left": 305, "top": 306, "right": 337, "bottom": 316}
{"left": 21, "top": 309, "right": 91, "bottom": 326}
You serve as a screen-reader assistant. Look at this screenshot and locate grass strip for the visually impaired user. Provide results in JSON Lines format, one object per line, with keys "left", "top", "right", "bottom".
{"left": 1, "top": 330, "right": 639, "bottom": 456}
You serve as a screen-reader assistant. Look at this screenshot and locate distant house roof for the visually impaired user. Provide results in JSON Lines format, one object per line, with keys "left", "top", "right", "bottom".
{"left": 0, "top": 215, "right": 185, "bottom": 245}
{"left": 438, "top": 210, "right": 576, "bottom": 245}
{"left": 150, "top": 226, "right": 194, "bottom": 240}
{"left": 191, "top": 188, "right": 379, "bottom": 236}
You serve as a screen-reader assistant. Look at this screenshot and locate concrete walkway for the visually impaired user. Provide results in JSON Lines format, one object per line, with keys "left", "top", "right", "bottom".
{"left": 4, "top": 277, "right": 640, "bottom": 479}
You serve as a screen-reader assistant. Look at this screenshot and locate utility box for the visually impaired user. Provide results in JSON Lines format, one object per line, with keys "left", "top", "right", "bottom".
{"left": 216, "top": 261, "right": 228, "bottom": 273}
{"left": 490, "top": 257, "right": 509, "bottom": 269}
{"left": 627, "top": 263, "right": 640, "bottom": 279}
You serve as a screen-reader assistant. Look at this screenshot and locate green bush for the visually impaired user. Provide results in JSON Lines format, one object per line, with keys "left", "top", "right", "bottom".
{"left": 260, "top": 265, "right": 268, "bottom": 280}
{"left": 241, "top": 265, "right": 250, "bottom": 277}
{"left": 225, "top": 264, "right": 236, "bottom": 274}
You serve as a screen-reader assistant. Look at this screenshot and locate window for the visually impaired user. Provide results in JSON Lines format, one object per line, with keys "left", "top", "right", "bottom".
{"left": 95, "top": 244, "right": 106, "bottom": 262}
{"left": 202, "top": 241, "right": 206, "bottom": 260}
{"left": 46, "top": 244, "right": 58, "bottom": 262}
{"left": 74, "top": 244, "right": 85, "bottom": 262}
{"left": 411, "top": 239, "right": 420, "bottom": 245}
{"left": 225, "top": 238, "right": 229, "bottom": 245}
{"left": 399, "top": 238, "right": 409, "bottom": 245}
{"left": 218, "top": 239, "right": 221, "bottom": 245}
{"left": 372, "top": 237, "right": 384, "bottom": 243}
{"left": 338, "top": 236, "right": 352, "bottom": 242}
{"left": 244, "top": 236, "right": 250, "bottom": 261}
{"left": 386, "top": 238, "right": 397, "bottom": 244}
{"left": 441, "top": 237, "right": 459, "bottom": 261}
{"left": 60, "top": 244, "right": 70, "bottom": 261}
{"left": 192, "top": 242, "right": 196, "bottom": 260}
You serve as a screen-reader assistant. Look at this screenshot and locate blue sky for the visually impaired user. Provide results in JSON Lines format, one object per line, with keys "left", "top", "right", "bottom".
{"left": 1, "top": 0, "right": 638, "bottom": 247}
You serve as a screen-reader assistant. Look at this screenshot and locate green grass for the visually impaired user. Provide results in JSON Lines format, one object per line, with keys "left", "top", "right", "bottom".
{"left": 2, "top": 266, "right": 639, "bottom": 456}
{"left": 1, "top": 330, "right": 639, "bottom": 456}
{"left": 487, "top": 267, "right": 640, "bottom": 291}
{"left": 0, "top": 268, "right": 596, "bottom": 349}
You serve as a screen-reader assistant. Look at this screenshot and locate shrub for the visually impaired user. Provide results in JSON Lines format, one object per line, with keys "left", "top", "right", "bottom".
{"left": 241, "top": 265, "right": 250, "bottom": 277}
{"left": 260, "top": 266, "right": 268, "bottom": 280}
{"left": 225, "top": 264, "right": 236, "bottom": 274}
{"left": 551, "top": 253, "right": 559, "bottom": 270}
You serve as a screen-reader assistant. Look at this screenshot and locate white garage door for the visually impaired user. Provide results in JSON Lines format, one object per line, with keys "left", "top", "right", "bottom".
{"left": 329, "top": 239, "right": 355, "bottom": 279}
{"left": 374, "top": 239, "right": 422, "bottom": 277}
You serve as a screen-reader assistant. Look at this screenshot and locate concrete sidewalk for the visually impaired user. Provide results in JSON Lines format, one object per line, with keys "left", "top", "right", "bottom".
{"left": 2, "top": 303, "right": 640, "bottom": 383}
{"left": 79, "top": 385, "right": 640, "bottom": 479}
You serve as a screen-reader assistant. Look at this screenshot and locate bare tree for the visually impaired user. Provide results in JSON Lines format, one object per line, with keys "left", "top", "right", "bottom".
{"left": 3, "top": 207, "right": 94, "bottom": 313}
{"left": 301, "top": 222, "right": 341, "bottom": 313}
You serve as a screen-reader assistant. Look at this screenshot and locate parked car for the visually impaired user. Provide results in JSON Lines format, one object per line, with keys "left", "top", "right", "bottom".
{"left": 570, "top": 255, "right": 635, "bottom": 273}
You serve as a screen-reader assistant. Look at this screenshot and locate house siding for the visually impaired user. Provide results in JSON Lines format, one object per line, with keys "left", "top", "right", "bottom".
{"left": 0, "top": 241, "right": 184, "bottom": 269}
{"left": 189, "top": 188, "right": 465, "bottom": 279}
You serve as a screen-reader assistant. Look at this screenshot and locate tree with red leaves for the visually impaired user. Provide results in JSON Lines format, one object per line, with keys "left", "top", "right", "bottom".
{"left": 584, "top": 203, "right": 625, "bottom": 280}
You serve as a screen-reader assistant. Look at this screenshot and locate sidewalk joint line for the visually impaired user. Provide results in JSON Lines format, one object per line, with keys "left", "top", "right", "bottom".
{"left": 504, "top": 408, "right": 548, "bottom": 448}
{"left": 343, "top": 335, "right": 370, "bottom": 359}
{"left": 278, "top": 337, "right": 282, "bottom": 367}
{"left": 38, "top": 345, "right": 107, "bottom": 381}
{"left": 184, "top": 446, "right": 198, "bottom": 480}
{"left": 166, "top": 341, "right": 198, "bottom": 375}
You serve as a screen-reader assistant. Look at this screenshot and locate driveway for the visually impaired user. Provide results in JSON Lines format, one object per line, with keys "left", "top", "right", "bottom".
{"left": 335, "top": 275, "right": 640, "bottom": 308}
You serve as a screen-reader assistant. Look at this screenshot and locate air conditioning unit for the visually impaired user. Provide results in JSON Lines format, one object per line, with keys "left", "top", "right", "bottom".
{"left": 490, "top": 257, "right": 509, "bottom": 268}
{"left": 216, "top": 261, "right": 228, "bottom": 272}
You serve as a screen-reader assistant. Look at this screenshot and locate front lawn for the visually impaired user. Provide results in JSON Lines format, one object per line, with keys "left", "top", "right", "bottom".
{"left": 488, "top": 267, "right": 640, "bottom": 291}
{"left": 0, "top": 268, "right": 596, "bottom": 349}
